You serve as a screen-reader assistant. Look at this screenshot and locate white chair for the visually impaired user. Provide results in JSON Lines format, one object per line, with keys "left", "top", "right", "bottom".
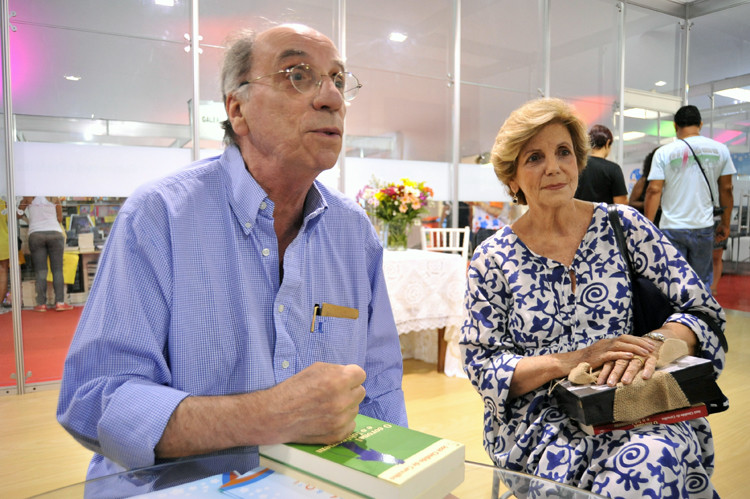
{"left": 727, "top": 192, "right": 750, "bottom": 271}
{"left": 420, "top": 226, "right": 471, "bottom": 260}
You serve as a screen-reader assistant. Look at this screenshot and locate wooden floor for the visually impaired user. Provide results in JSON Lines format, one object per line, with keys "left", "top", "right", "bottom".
{"left": 1, "top": 310, "right": 747, "bottom": 498}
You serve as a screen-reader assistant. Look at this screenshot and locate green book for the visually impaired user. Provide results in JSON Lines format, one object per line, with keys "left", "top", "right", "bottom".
{"left": 259, "top": 414, "right": 465, "bottom": 499}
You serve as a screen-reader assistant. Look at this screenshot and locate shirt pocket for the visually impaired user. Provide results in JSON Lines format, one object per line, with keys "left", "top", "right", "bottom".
{"left": 310, "top": 315, "right": 363, "bottom": 364}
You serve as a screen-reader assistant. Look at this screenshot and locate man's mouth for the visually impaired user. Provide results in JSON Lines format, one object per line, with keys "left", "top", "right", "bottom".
{"left": 313, "top": 127, "right": 341, "bottom": 137}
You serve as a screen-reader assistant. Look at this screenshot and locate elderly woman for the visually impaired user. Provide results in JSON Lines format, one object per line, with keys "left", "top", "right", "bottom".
{"left": 460, "top": 98, "right": 725, "bottom": 498}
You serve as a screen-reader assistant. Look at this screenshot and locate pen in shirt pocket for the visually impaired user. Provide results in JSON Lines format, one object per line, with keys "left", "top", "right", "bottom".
{"left": 310, "top": 303, "right": 359, "bottom": 332}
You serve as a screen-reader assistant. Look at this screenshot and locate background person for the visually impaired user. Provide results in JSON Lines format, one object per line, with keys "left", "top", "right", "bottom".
{"left": 574, "top": 124, "right": 628, "bottom": 204}
{"left": 0, "top": 198, "right": 11, "bottom": 309}
{"left": 645, "top": 105, "right": 735, "bottom": 290}
{"left": 467, "top": 201, "right": 510, "bottom": 249}
{"left": 18, "top": 196, "right": 73, "bottom": 312}
{"left": 57, "top": 23, "right": 407, "bottom": 481}
{"left": 461, "top": 98, "right": 725, "bottom": 498}
{"left": 628, "top": 147, "right": 661, "bottom": 225}
{"left": 711, "top": 214, "right": 728, "bottom": 296}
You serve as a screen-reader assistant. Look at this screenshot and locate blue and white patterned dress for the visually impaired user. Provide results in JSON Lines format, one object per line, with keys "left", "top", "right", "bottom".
{"left": 461, "top": 203, "right": 726, "bottom": 498}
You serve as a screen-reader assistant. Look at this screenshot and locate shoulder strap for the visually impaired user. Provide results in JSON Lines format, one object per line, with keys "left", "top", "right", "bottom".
{"left": 680, "top": 138, "right": 716, "bottom": 206}
{"left": 608, "top": 205, "right": 729, "bottom": 352}
{"left": 607, "top": 204, "right": 635, "bottom": 278}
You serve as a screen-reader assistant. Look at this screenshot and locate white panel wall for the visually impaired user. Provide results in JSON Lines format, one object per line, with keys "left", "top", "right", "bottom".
{"left": 11, "top": 142, "right": 511, "bottom": 203}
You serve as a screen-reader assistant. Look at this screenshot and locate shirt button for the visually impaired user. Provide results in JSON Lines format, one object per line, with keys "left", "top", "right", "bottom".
{"left": 260, "top": 201, "right": 267, "bottom": 210}
{"left": 262, "top": 248, "right": 270, "bottom": 256}
{"left": 244, "top": 222, "right": 252, "bottom": 229}
{"left": 277, "top": 304, "right": 284, "bottom": 313}
{"left": 282, "top": 360, "right": 290, "bottom": 369}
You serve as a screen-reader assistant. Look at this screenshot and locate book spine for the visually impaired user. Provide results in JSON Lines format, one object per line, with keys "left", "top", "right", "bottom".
{"left": 589, "top": 405, "right": 708, "bottom": 435}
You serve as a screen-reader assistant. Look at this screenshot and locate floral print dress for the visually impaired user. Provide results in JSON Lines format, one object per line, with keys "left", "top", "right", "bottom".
{"left": 461, "top": 203, "right": 725, "bottom": 498}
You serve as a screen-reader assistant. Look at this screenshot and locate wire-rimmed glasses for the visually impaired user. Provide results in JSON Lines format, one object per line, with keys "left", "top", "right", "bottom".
{"left": 238, "top": 63, "right": 362, "bottom": 102}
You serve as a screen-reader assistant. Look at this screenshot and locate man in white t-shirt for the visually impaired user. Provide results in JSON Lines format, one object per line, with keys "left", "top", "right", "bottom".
{"left": 645, "top": 105, "right": 735, "bottom": 289}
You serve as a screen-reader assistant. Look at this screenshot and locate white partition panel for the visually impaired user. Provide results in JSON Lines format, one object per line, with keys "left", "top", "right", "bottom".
{"left": 13, "top": 143, "right": 196, "bottom": 197}
{"left": 320, "top": 157, "right": 510, "bottom": 203}
{"left": 12, "top": 144, "right": 513, "bottom": 203}
{"left": 457, "top": 163, "right": 511, "bottom": 202}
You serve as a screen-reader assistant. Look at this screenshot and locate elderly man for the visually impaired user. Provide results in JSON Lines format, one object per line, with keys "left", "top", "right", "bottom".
{"left": 57, "top": 24, "right": 407, "bottom": 480}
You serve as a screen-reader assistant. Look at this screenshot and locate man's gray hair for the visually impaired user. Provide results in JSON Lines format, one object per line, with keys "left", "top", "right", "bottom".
{"left": 220, "top": 29, "right": 256, "bottom": 147}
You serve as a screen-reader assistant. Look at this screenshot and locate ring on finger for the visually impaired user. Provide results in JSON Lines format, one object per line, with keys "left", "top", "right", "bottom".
{"left": 632, "top": 355, "right": 646, "bottom": 365}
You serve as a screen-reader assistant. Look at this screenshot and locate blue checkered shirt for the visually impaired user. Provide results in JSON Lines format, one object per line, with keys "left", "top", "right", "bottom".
{"left": 57, "top": 145, "right": 407, "bottom": 479}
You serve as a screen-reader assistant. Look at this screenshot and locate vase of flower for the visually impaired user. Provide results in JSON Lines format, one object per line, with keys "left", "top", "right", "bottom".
{"left": 383, "top": 217, "right": 409, "bottom": 251}
{"left": 356, "top": 177, "right": 433, "bottom": 252}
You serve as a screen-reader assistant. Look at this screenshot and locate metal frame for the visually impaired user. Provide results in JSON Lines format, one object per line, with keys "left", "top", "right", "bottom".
{"left": 2, "top": 0, "right": 747, "bottom": 395}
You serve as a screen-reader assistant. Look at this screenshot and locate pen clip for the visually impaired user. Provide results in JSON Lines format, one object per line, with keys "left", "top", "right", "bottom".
{"left": 310, "top": 304, "right": 320, "bottom": 332}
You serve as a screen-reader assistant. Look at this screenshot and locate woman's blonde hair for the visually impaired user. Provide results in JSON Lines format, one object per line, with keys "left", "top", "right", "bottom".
{"left": 490, "top": 98, "right": 589, "bottom": 205}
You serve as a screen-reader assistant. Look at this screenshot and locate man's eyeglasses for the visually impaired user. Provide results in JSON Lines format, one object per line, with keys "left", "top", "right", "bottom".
{"left": 238, "top": 64, "right": 362, "bottom": 102}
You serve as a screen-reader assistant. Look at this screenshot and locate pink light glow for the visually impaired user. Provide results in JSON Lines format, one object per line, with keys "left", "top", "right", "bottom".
{"left": 7, "top": 24, "right": 41, "bottom": 101}
{"left": 567, "top": 95, "right": 616, "bottom": 128}
{"left": 712, "top": 129, "right": 742, "bottom": 144}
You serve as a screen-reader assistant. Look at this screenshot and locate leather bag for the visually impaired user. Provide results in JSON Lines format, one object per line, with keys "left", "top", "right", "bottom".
{"left": 607, "top": 205, "right": 729, "bottom": 414}
{"left": 606, "top": 205, "right": 728, "bottom": 352}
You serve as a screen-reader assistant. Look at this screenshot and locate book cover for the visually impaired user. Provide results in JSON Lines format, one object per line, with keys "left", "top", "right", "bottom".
{"left": 553, "top": 355, "right": 722, "bottom": 426}
{"left": 259, "top": 414, "right": 465, "bottom": 499}
{"left": 578, "top": 403, "right": 709, "bottom": 435}
{"left": 131, "top": 466, "right": 339, "bottom": 498}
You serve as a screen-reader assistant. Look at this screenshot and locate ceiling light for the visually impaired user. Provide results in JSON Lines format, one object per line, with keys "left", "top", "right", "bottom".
{"left": 623, "top": 131, "right": 645, "bottom": 141}
{"left": 155, "top": 0, "right": 175, "bottom": 6}
{"left": 622, "top": 108, "right": 659, "bottom": 120}
{"left": 654, "top": 81, "right": 666, "bottom": 87}
{"left": 389, "top": 32, "right": 408, "bottom": 43}
{"left": 715, "top": 87, "right": 750, "bottom": 103}
{"left": 64, "top": 75, "right": 81, "bottom": 81}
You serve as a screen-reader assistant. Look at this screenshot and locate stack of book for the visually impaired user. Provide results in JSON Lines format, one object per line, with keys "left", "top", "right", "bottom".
{"left": 553, "top": 355, "right": 722, "bottom": 434}
{"left": 575, "top": 404, "right": 709, "bottom": 435}
{"left": 260, "top": 414, "right": 465, "bottom": 498}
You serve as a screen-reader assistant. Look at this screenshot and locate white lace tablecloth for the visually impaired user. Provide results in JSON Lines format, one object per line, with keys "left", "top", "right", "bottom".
{"left": 383, "top": 249, "right": 467, "bottom": 377}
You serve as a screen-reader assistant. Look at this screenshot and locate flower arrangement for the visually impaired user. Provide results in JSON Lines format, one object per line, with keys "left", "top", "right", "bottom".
{"left": 356, "top": 177, "right": 433, "bottom": 250}
{"left": 373, "top": 178, "right": 433, "bottom": 223}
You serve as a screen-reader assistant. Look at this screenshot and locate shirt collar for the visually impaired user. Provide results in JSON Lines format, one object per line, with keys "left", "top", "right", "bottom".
{"left": 220, "top": 145, "right": 329, "bottom": 235}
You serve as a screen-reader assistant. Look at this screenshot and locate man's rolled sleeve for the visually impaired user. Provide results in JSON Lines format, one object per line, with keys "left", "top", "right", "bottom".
{"left": 97, "top": 381, "right": 189, "bottom": 469}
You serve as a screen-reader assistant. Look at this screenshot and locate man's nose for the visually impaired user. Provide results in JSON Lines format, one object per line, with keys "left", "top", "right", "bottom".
{"left": 314, "top": 77, "right": 345, "bottom": 110}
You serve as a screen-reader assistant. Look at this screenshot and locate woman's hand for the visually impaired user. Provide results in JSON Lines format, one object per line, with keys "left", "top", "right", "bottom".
{"left": 580, "top": 335, "right": 661, "bottom": 387}
{"left": 597, "top": 354, "right": 658, "bottom": 387}
{"left": 511, "top": 334, "right": 662, "bottom": 398}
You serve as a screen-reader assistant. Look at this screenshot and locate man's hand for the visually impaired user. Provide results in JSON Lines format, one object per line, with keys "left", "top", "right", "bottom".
{"left": 155, "top": 362, "right": 366, "bottom": 459}
{"left": 265, "top": 362, "right": 366, "bottom": 444}
{"left": 715, "top": 223, "right": 730, "bottom": 243}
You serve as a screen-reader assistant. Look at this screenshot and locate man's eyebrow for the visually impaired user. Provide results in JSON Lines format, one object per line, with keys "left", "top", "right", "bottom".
{"left": 277, "top": 49, "right": 307, "bottom": 62}
{"left": 276, "top": 49, "right": 346, "bottom": 72}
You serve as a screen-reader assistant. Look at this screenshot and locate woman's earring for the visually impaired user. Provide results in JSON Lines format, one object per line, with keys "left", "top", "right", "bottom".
{"left": 512, "top": 192, "right": 518, "bottom": 204}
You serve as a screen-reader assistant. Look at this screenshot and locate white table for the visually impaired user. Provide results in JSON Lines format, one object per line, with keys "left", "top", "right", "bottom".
{"left": 382, "top": 249, "right": 466, "bottom": 375}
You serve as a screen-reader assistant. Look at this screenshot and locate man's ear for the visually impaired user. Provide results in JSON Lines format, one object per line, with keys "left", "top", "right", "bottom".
{"left": 225, "top": 93, "right": 249, "bottom": 137}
